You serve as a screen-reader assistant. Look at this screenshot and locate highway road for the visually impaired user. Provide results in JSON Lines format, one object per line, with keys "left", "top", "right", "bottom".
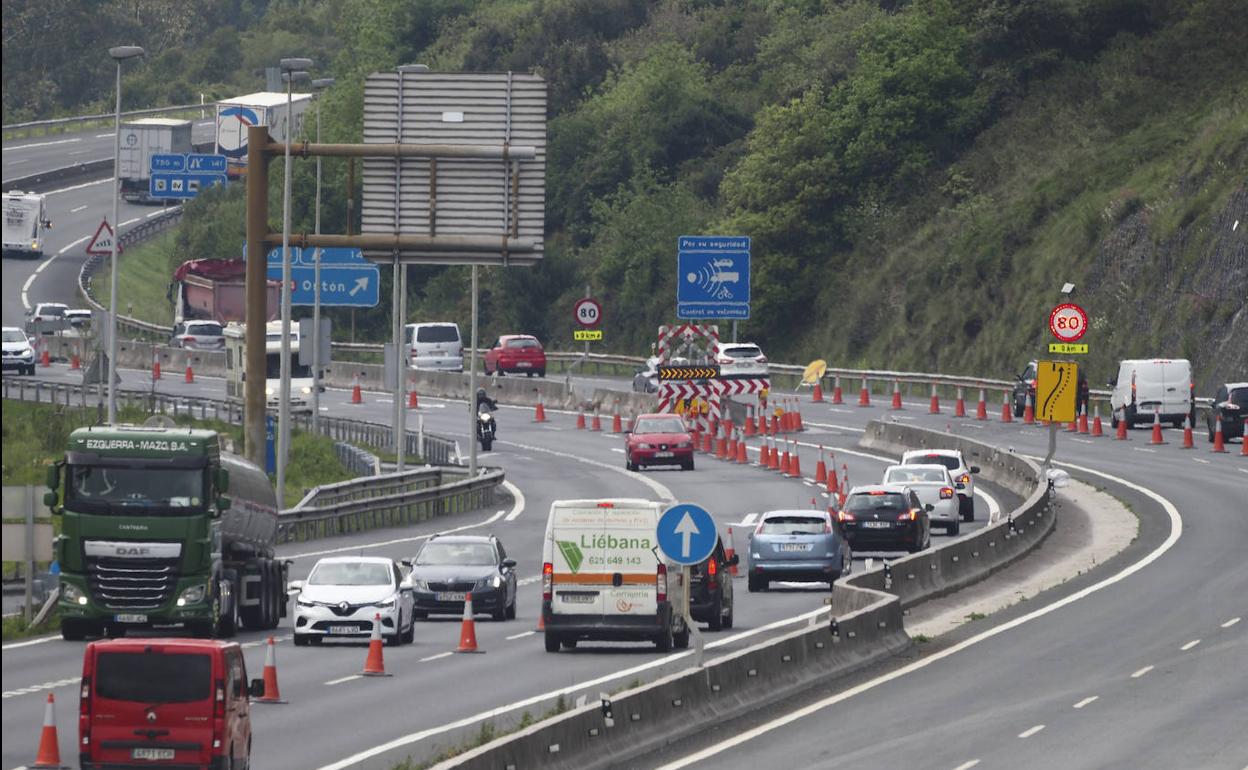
{"left": 1, "top": 367, "right": 1017, "bottom": 769}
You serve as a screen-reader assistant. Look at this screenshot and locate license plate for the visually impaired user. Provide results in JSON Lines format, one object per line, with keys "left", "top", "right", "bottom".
{"left": 778, "top": 543, "right": 813, "bottom": 552}
{"left": 560, "top": 593, "right": 595, "bottom": 604}
{"left": 327, "top": 625, "right": 357, "bottom": 635}
{"left": 132, "top": 747, "right": 175, "bottom": 760}
{"left": 863, "top": 521, "right": 892, "bottom": 529}
{"left": 655, "top": 451, "right": 674, "bottom": 458}
{"left": 436, "top": 592, "right": 466, "bottom": 602}
{"left": 517, "top": 361, "right": 532, "bottom": 367}
{"left": 114, "top": 614, "right": 148, "bottom": 623}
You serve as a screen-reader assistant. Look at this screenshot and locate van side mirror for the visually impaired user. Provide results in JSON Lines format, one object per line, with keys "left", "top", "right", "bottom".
{"left": 400, "top": 559, "right": 412, "bottom": 568}
{"left": 287, "top": 580, "right": 305, "bottom": 594}
{"left": 215, "top": 468, "right": 230, "bottom": 494}
{"left": 502, "top": 558, "right": 517, "bottom": 569}
{"left": 925, "top": 503, "right": 934, "bottom": 512}
{"left": 249, "top": 678, "right": 265, "bottom": 698}
{"left": 727, "top": 554, "right": 740, "bottom": 567}
{"left": 44, "top": 491, "right": 59, "bottom": 509}
{"left": 969, "top": 466, "right": 980, "bottom": 474}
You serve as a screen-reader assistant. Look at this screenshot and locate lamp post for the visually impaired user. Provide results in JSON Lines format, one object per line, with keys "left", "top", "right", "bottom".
{"left": 310, "top": 77, "right": 334, "bottom": 433}
{"left": 106, "top": 45, "right": 144, "bottom": 425}
{"left": 276, "top": 57, "right": 312, "bottom": 506}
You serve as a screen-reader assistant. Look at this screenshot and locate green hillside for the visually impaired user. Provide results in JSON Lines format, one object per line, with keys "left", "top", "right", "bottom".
{"left": 16, "top": 0, "right": 1244, "bottom": 388}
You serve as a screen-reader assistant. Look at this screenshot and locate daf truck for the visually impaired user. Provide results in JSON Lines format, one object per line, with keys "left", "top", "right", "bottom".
{"left": 45, "top": 425, "right": 288, "bottom": 640}
{"left": 118, "top": 118, "right": 193, "bottom": 202}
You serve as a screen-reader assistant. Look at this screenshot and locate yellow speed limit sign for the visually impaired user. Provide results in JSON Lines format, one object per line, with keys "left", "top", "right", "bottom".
{"left": 1036, "top": 360, "right": 1078, "bottom": 423}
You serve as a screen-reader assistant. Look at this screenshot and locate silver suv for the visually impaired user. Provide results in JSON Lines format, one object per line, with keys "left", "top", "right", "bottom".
{"left": 171, "top": 320, "right": 225, "bottom": 350}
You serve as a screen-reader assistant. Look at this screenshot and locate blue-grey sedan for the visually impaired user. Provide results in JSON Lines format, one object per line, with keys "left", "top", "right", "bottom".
{"left": 747, "top": 510, "right": 852, "bottom": 592}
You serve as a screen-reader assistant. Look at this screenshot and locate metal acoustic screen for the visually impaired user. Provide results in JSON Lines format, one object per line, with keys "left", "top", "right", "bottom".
{"left": 361, "top": 71, "right": 547, "bottom": 266}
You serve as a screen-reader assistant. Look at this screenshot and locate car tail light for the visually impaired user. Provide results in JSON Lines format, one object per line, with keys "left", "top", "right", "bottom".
{"left": 79, "top": 676, "right": 91, "bottom": 716}
{"left": 214, "top": 679, "right": 225, "bottom": 718}
{"left": 542, "top": 562, "right": 553, "bottom": 601}
{"left": 940, "top": 487, "right": 954, "bottom": 499}
{"left": 716, "top": 355, "right": 732, "bottom": 365}
{"left": 898, "top": 509, "right": 918, "bottom": 521}
{"left": 868, "top": 491, "right": 887, "bottom": 495}
{"left": 757, "top": 355, "right": 768, "bottom": 363}
{"left": 958, "top": 473, "right": 970, "bottom": 485}
{"left": 181, "top": 336, "right": 195, "bottom": 343}
{"left": 706, "top": 557, "right": 718, "bottom": 590}
{"left": 656, "top": 563, "right": 668, "bottom": 603}
{"left": 597, "top": 502, "right": 614, "bottom": 508}
{"left": 837, "top": 511, "right": 855, "bottom": 522}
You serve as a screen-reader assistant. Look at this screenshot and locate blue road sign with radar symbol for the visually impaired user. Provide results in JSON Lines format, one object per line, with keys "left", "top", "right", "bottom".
{"left": 677, "top": 235, "right": 751, "bottom": 320}
{"left": 656, "top": 504, "right": 718, "bottom": 565}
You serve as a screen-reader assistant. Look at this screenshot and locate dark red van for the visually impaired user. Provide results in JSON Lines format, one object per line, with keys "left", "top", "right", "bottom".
{"left": 79, "top": 638, "right": 262, "bottom": 770}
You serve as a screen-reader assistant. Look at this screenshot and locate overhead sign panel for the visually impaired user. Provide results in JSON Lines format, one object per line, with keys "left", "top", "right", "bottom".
{"left": 149, "top": 153, "right": 229, "bottom": 200}
{"left": 361, "top": 70, "right": 547, "bottom": 266}
{"left": 265, "top": 246, "right": 379, "bottom": 307}
{"left": 677, "top": 235, "right": 750, "bottom": 320}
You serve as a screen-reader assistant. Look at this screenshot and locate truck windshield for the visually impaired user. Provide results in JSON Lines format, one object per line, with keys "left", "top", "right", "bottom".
{"left": 66, "top": 465, "right": 205, "bottom": 513}
{"left": 97, "top": 651, "right": 211, "bottom": 703}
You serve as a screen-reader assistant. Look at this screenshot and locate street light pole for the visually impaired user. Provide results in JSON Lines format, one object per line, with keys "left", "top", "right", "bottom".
{"left": 276, "top": 58, "right": 312, "bottom": 506}
{"left": 106, "top": 45, "right": 144, "bottom": 425}
{"left": 310, "top": 77, "right": 334, "bottom": 434}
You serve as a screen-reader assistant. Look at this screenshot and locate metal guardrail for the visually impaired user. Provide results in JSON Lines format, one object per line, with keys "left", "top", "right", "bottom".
{"left": 333, "top": 441, "right": 380, "bottom": 477}
{"left": 3, "top": 103, "right": 206, "bottom": 136}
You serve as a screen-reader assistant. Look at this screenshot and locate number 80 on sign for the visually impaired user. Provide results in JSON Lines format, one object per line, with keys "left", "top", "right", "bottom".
{"left": 574, "top": 298, "right": 602, "bottom": 327}
{"left": 1048, "top": 303, "right": 1088, "bottom": 343}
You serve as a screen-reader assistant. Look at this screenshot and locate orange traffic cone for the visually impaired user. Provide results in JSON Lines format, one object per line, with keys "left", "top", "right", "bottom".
{"left": 1023, "top": 393, "right": 1035, "bottom": 425}
{"left": 929, "top": 384, "right": 941, "bottom": 414}
{"left": 758, "top": 439, "right": 770, "bottom": 467}
{"left": 744, "top": 412, "right": 755, "bottom": 437}
{"left": 715, "top": 433, "right": 728, "bottom": 460}
{"left": 736, "top": 432, "right": 748, "bottom": 464}
{"left": 1078, "top": 404, "right": 1089, "bottom": 434}
{"left": 455, "top": 593, "right": 483, "bottom": 653}
{"left": 954, "top": 387, "right": 966, "bottom": 418}
{"left": 534, "top": 400, "right": 547, "bottom": 422}
{"left": 185, "top": 364, "right": 194, "bottom": 383}
{"left": 575, "top": 411, "right": 585, "bottom": 429}
{"left": 1181, "top": 415, "right": 1194, "bottom": 449}
{"left": 32, "top": 693, "right": 66, "bottom": 769}
{"left": 1211, "top": 416, "right": 1228, "bottom": 453}
{"left": 812, "top": 381, "right": 824, "bottom": 403}
{"left": 1115, "top": 410, "right": 1129, "bottom": 440}
{"left": 771, "top": 414, "right": 781, "bottom": 435}
{"left": 153, "top": 354, "right": 162, "bottom": 380}
{"left": 255, "top": 636, "right": 287, "bottom": 703}
{"left": 408, "top": 389, "right": 419, "bottom": 409}
{"left": 361, "top": 614, "right": 391, "bottom": 676}
{"left": 826, "top": 454, "right": 840, "bottom": 497}
{"left": 1091, "top": 405, "right": 1104, "bottom": 437}
{"left": 351, "top": 374, "right": 363, "bottom": 404}
{"left": 1241, "top": 432, "right": 1247, "bottom": 456}
{"left": 40, "top": 348, "right": 50, "bottom": 367}
{"left": 725, "top": 527, "right": 740, "bottom": 576}
{"left": 831, "top": 375, "right": 844, "bottom": 405}
{"left": 611, "top": 407, "right": 623, "bottom": 433}
{"left": 591, "top": 411, "right": 602, "bottom": 431}
{"left": 779, "top": 442, "right": 791, "bottom": 476}
{"left": 535, "top": 611, "right": 545, "bottom": 632}
{"left": 858, "top": 378, "right": 871, "bottom": 407}
{"left": 768, "top": 438, "right": 781, "bottom": 471}
{"left": 976, "top": 389, "right": 988, "bottom": 420}
{"left": 789, "top": 441, "right": 802, "bottom": 478}
{"left": 70, "top": 349, "right": 80, "bottom": 370}
{"left": 1067, "top": 413, "right": 1079, "bottom": 432}
{"left": 891, "top": 380, "right": 903, "bottom": 410}
{"left": 1149, "top": 409, "right": 1165, "bottom": 445}
{"left": 815, "top": 446, "right": 827, "bottom": 485}
{"left": 1001, "top": 392, "right": 1013, "bottom": 423}
{"left": 794, "top": 404, "right": 804, "bottom": 431}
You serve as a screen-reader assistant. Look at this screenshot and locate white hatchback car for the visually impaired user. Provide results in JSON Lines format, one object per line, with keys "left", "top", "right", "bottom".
{"left": 1, "top": 327, "right": 36, "bottom": 375}
{"left": 290, "top": 556, "right": 415, "bottom": 646}
{"left": 901, "top": 449, "right": 979, "bottom": 521}
{"left": 715, "top": 342, "right": 768, "bottom": 376}
{"left": 882, "top": 464, "right": 961, "bottom": 535}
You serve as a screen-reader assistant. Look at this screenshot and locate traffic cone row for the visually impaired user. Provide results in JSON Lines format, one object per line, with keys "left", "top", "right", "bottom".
{"left": 255, "top": 636, "right": 287, "bottom": 703}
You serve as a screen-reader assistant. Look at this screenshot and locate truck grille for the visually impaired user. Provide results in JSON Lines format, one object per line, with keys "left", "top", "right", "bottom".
{"left": 85, "top": 557, "right": 179, "bottom": 610}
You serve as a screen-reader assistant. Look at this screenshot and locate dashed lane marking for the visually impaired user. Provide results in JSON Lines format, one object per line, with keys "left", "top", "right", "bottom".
{"left": 419, "top": 652, "right": 453, "bottom": 662}
{"left": 3, "top": 676, "right": 79, "bottom": 699}
{"left": 505, "top": 631, "right": 535, "bottom": 640}
{"left": 1018, "top": 725, "right": 1046, "bottom": 739}
{"left": 1073, "top": 696, "right": 1098, "bottom": 709}
{"left": 326, "top": 675, "right": 362, "bottom": 686}
{"left": 1131, "top": 665, "right": 1154, "bottom": 678}
{"left": 1223, "top": 617, "right": 1241, "bottom": 628}
{"left": 1181, "top": 639, "right": 1200, "bottom": 651}
{"left": 120, "top": 216, "right": 140, "bottom": 226}
{"left": 70, "top": 204, "right": 87, "bottom": 213}
{"left": 952, "top": 762, "right": 980, "bottom": 770}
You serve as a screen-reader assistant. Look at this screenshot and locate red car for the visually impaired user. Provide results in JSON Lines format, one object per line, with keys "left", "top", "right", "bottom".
{"left": 625, "top": 413, "right": 695, "bottom": 471}
{"left": 483, "top": 334, "right": 547, "bottom": 377}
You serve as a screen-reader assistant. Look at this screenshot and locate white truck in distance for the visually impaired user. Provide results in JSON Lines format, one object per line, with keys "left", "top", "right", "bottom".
{"left": 216, "top": 92, "right": 311, "bottom": 179}
{"left": 2, "top": 191, "right": 50, "bottom": 258}
{"left": 118, "top": 118, "right": 193, "bottom": 202}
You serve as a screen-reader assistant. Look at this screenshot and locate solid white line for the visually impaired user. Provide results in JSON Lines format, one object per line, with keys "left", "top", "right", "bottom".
{"left": 1019, "top": 724, "right": 1045, "bottom": 738}
{"left": 5, "top": 137, "right": 81, "bottom": 151}
{"left": 21, "top": 232, "right": 90, "bottom": 310}
{"left": 120, "top": 216, "right": 140, "bottom": 226}
{"left": 498, "top": 437, "right": 674, "bottom": 503}
{"left": 145, "top": 210, "right": 164, "bottom": 218}
{"left": 95, "top": 133, "right": 113, "bottom": 138}
{"left": 952, "top": 762, "right": 980, "bottom": 770}
{"left": 1073, "top": 696, "right": 1099, "bottom": 709}
{"left": 976, "top": 488, "right": 1002, "bottom": 524}
{"left": 1131, "top": 665, "right": 1154, "bottom": 678}
{"left": 420, "top": 652, "right": 453, "bottom": 662}
{"left": 654, "top": 459, "right": 1183, "bottom": 770}
{"left": 0, "top": 633, "right": 61, "bottom": 651}
{"left": 70, "top": 204, "right": 87, "bottom": 213}
{"left": 325, "top": 674, "right": 362, "bottom": 686}
{"left": 502, "top": 480, "right": 526, "bottom": 522}
{"left": 505, "top": 631, "right": 535, "bottom": 640}
{"left": 609, "top": 447, "right": 625, "bottom": 453}
{"left": 286, "top": 508, "right": 509, "bottom": 560}
{"left": 1223, "top": 617, "right": 1241, "bottom": 628}
{"left": 1181, "top": 639, "right": 1200, "bottom": 651}
{"left": 45, "top": 177, "right": 110, "bottom": 196}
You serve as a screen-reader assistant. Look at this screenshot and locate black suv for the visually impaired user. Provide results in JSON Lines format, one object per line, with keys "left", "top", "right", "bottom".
{"left": 1013, "top": 360, "right": 1090, "bottom": 418}
{"left": 405, "top": 534, "right": 518, "bottom": 621}
{"left": 688, "top": 536, "right": 737, "bottom": 631}
{"left": 1207, "top": 382, "right": 1247, "bottom": 441}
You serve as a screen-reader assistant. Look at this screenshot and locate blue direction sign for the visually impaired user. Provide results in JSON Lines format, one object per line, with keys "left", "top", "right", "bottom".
{"left": 149, "top": 153, "right": 228, "bottom": 200}
{"left": 656, "top": 504, "right": 718, "bottom": 565}
{"left": 151, "top": 154, "right": 185, "bottom": 172}
{"left": 187, "top": 153, "right": 227, "bottom": 173}
{"left": 677, "top": 235, "right": 750, "bottom": 320}
{"left": 265, "top": 247, "right": 380, "bottom": 307}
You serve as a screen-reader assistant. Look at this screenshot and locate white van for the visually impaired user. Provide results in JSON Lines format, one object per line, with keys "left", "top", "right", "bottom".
{"left": 1110, "top": 358, "right": 1194, "bottom": 428}
{"left": 541, "top": 499, "right": 689, "bottom": 652}
{"left": 404, "top": 322, "right": 463, "bottom": 372}
{"left": 224, "top": 321, "right": 314, "bottom": 413}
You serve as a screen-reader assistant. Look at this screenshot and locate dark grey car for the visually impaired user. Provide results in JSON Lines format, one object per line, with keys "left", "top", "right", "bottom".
{"left": 747, "top": 510, "right": 851, "bottom": 592}
{"left": 405, "top": 535, "right": 518, "bottom": 621}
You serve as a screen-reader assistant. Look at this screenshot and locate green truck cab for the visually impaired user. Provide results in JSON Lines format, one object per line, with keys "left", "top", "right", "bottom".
{"left": 46, "top": 425, "right": 288, "bottom": 640}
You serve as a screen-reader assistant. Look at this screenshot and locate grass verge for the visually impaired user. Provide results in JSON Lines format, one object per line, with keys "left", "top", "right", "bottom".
{"left": 89, "top": 229, "right": 177, "bottom": 327}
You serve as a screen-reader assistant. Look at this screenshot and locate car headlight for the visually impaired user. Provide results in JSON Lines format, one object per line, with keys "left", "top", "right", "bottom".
{"left": 637, "top": 442, "right": 653, "bottom": 450}
{"left": 409, "top": 579, "right": 428, "bottom": 591}
{"left": 296, "top": 597, "right": 317, "bottom": 607}
{"left": 676, "top": 441, "right": 692, "bottom": 449}
{"left": 62, "top": 583, "right": 88, "bottom": 605}
{"left": 300, "top": 385, "right": 312, "bottom": 395}
{"left": 265, "top": 387, "right": 275, "bottom": 397}
{"left": 374, "top": 597, "right": 396, "bottom": 609}
{"left": 176, "top": 583, "right": 207, "bottom": 607}
{"left": 31, "top": 240, "right": 40, "bottom": 250}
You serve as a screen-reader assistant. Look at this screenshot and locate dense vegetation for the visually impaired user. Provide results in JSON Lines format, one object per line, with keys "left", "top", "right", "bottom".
{"left": 7, "top": 0, "right": 1245, "bottom": 386}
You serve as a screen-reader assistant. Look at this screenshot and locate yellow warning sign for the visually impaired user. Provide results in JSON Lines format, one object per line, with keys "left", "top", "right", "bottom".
{"left": 1036, "top": 360, "right": 1078, "bottom": 424}
{"left": 573, "top": 329, "right": 603, "bottom": 341}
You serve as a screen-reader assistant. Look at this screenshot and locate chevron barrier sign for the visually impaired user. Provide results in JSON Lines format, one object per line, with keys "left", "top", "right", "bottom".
{"left": 659, "top": 366, "right": 720, "bottom": 381}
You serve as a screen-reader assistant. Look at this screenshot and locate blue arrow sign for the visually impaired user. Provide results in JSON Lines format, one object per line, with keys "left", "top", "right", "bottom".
{"left": 656, "top": 503, "right": 718, "bottom": 565}
{"left": 149, "top": 172, "right": 227, "bottom": 200}
{"left": 151, "top": 154, "right": 185, "bottom": 172}
{"left": 187, "top": 153, "right": 227, "bottom": 173}
{"left": 266, "top": 264, "right": 380, "bottom": 307}
{"left": 677, "top": 235, "right": 750, "bottom": 320}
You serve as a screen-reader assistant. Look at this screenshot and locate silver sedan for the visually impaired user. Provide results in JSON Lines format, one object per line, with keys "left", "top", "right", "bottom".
{"left": 882, "top": 464, "right": 962, "bottom": 536}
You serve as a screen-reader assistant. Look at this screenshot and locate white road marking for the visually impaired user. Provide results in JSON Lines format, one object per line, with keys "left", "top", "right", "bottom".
{"left": 654, "top": 459, "right": 1183, "bottom": 770}
{"left": 1181, "top": 639, "right": 1200, "bottom": 651}
{"left": 45, "top": 177, "right": 111, "bottom": 196}
{"left": 975, "top": 488, "right": 1002, "bottom": 524}
{"left": 419, "top": 652, "right": 453, "bottom": 662}
{"left": 1131, "top": 665, "right": 1154, "bottom": 678}
{"left": 609, "top": 447, "right": 625, "bottom": 454}
{"left": 2, "top": 676, "right": 79, "bottom": 699}
{"left": 120, "top": 216, "right": 140, "bottom": 226}
{"left": 517, "top": 576, "right": 541, "bottom": 587}
{"left": 1132, "top": 447, "right": 1157, "bottom": 453}
{"left": 1018, "top": 724, "right": 1045, "bottom": 739}
{"left": 502, "top": 481, "right": 526, "bottom": 521}
{"left": 1223, "top": 617, "right": 1241, "bottom": 628}
{"left": 1192, "top": 458, "right": 1210, "bottom": 464}
{"left": 1073, "top": 696, "right": 1099, "bottom": 709}
{"left": 70, "top": 204, "right": 87, "bottom": 213}
{"left": 95, "top": 132, "right": 113, "bottom": 138}
{"left": 287, "top": 508, "right": 509, "bottom": 560}
{"left": 325, "top": 674, "right": 362, "bottom": 686}
{"left": 952, "top": 762, "right": 980, "bottom": 770}
{"left": 741, "top": 513, "right": 758, "bottom": 526}
{"left": 0, "top": 633, "right": 61, "bottom": 651}
{"left": 5, "top": 137, "right": 81, "bottom": 151}
{"left": 498, "top": 438, "right": 675, "bottom": 504}
{"left": 145, "top": 210, "right": 165, "bottom": 218}
{"left": 505, "top": 631, "right": 535, "bottom": 640}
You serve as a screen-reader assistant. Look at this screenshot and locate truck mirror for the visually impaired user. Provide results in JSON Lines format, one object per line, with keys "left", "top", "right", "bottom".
{"left": 249, "top": 678, "right": 265, "bottom": 698}
{"left": 43, "top": 491, "right": 59, "bottom": 510}
{"left": 215, "top": 468, "right": 230, "bottom": 493}
{"left": 45, "top": 463, "right": 60, "bottom": 491}
{"left": 215, "top": 495, "right": 231, "bottom": 514}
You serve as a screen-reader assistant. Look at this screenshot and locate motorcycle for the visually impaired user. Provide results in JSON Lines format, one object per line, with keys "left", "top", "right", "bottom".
{"left": 477, "top": 408, "right": 496, "bottom": 451}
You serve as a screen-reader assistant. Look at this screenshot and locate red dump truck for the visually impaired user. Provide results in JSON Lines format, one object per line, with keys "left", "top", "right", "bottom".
{"left": 171, "top": 259, "right": 278, "bottom": 324}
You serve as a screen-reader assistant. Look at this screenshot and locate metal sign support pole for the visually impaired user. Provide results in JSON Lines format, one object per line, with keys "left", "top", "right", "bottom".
{"left": 731, "top": 320, "right": 737, "bottom": 344}
{"left": 24, "top": 494, "right": 35, "bottom": 624}
{"left": 1044, "top": 421, "right": 1058, "bottom": 472}
{"left": 468, "top": 265, "right": 479, "bottom": 477}
{"left": 682, "top": 565, "right": 703, "bottom": 667}
{"left": 311, "top": 103, "right": 323, "bottom": 433}
{"left": 397, "top": 264, "right": 407, "bottom": 472}
{"left": 391, "top": 255, "right": 404, "bottom": 467}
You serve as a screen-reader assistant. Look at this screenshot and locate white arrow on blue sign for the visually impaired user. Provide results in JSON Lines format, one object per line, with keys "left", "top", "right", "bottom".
{"left": 656, "top": 503, "right": 718, "bottom": 565}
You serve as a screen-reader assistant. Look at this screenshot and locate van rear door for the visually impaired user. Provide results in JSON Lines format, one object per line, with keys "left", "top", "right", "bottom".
{"left": 549, "top": 504, "right": 660, "bottom": 621}
{"left": 87, "top": 645, "right": 215, "bottom": 767}
{"left": 549, "top": 505, "right": 608, "bottom": 618}
{"left": 1160, "top": 360, "right": 1192, "bottom": 416}
{"left": 597, "top": 506, "right": 661, "bottom": 621}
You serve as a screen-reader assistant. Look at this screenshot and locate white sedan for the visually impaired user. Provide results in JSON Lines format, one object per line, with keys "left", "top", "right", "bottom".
{"left": 882, "top": 464, "right": 962, "bottom": 536}
{"left": 290, "top": 556, "right": 415, "bottom": 646}
{"left": 901, "top": 449, "right": 979, "bottom": 522}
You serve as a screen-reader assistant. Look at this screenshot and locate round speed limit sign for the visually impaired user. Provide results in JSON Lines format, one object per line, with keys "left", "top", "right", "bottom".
{"left": 574, "top": 298, "right": 602, "bottom": 327}
{"left": 1049, "top": 303, "right": 1088, "bottom": 342}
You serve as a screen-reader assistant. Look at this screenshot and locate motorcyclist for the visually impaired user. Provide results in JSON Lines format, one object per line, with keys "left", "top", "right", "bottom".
{"left": 476, "top": 387, "right": 498, "bottom": 413}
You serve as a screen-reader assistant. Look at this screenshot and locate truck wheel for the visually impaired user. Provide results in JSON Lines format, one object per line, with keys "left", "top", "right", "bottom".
{"left": 240, "top": 569, "right": 264, "bottom": 630}
{"left": 219, "top": 574, "right": 239, "bottom": 638}
{"left": 61, "top": 619, "right": 91, "bottom": 641}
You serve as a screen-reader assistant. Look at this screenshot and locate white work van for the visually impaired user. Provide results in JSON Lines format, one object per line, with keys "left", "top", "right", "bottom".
{"left": 1109, "top": 358, "right": 1194, "bottom": 428}
{"left": 541, "top": 499, "right": 689, "bottom": 652}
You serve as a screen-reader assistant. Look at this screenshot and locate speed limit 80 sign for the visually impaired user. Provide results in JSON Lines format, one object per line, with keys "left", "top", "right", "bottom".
{"left": 574, "top": 297, "right": 602, "bottom": 327}
{"left": 1049, "top": 303, "right": 1088, "bottom": 342}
